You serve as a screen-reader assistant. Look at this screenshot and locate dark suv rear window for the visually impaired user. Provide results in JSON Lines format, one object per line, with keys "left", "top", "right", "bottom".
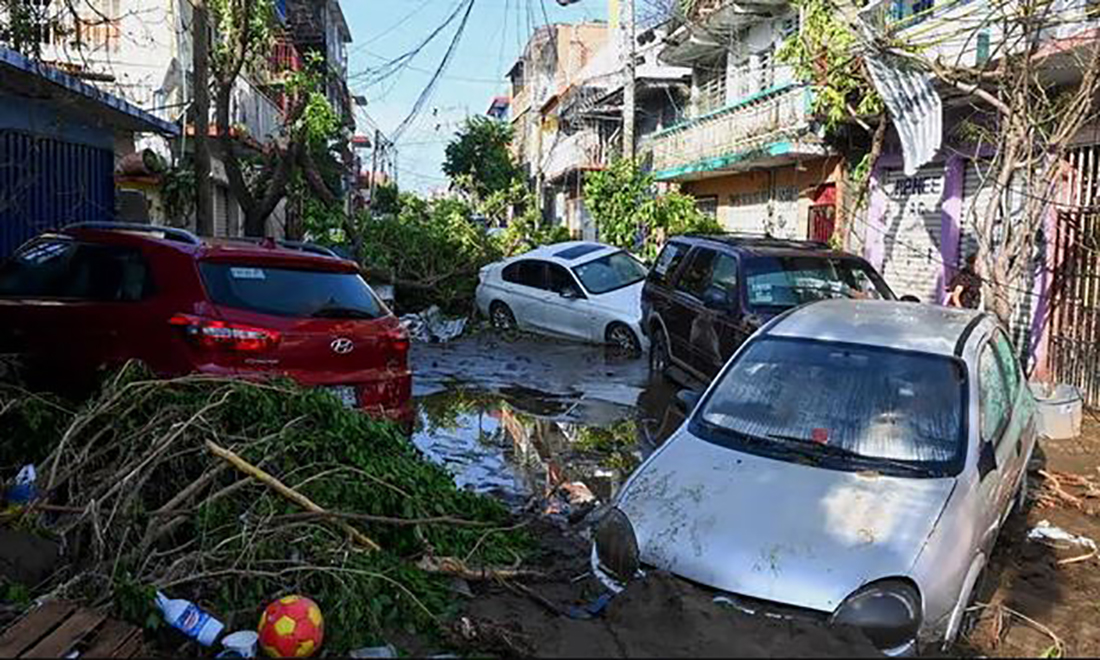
{"left": 199, "top": 263, "right": 385, "bottom": 319}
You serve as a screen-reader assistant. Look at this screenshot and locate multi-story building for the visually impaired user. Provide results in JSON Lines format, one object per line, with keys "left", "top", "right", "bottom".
{"left": 1, "top": 0, "right": 352, "bottom": 238}
{"left": 286, "top": 0, "right": 354, "bottom": 126}
{"left": 507, "top": 22, "right": 611, "bottom": 186}
{"left": 538, "top": 24, "right": 690, "bottom": 238}
{"left": 644, "top": 0, "right": 843, "bottom": 241}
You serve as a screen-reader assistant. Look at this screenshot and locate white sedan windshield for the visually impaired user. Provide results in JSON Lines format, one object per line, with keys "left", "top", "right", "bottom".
{"left": 572, "top": 251, "right": 648, "bottom": 295}
{"left": 695, "top": 338, "right": 966, "bottom": 475}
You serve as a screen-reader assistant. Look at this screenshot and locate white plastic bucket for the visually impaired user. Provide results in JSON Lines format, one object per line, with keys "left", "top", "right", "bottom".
{"left": 1029, "top": 382, "right": 1083, "bottom": 440}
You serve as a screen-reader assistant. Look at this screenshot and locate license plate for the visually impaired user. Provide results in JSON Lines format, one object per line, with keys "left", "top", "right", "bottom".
{"left": 326, "top": 385, "right": 358, "bottom": 408}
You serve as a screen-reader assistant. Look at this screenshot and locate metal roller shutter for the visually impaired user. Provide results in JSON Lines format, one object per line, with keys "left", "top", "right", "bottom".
{"left": 880, "top": 164, "right": 948, "bottom": 303}
{"left": 214, "top": 185, "right": 229, "bottom": 237}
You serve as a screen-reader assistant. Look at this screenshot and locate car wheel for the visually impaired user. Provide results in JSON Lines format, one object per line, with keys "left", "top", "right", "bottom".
{"left": 490, "top": 301, "right": 517, "bottom": 331}
{"left": 649, "top": 327, "right": 671, "bottom": 379}
{"left": 607, "top": 323, "right": 641, "bottom": 357}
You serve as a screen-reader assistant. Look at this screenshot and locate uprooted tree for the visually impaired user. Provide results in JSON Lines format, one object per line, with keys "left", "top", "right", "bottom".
{"left": 780, "top": 0, "right": 1100, "bottom": 328}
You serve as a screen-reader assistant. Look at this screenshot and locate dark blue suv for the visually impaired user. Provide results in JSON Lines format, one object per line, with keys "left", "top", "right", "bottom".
{"left": 642, "top": 234, "right": 896, "bottom": 382}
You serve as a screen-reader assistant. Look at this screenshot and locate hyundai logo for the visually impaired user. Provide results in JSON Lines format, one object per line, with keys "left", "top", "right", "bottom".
{"left": 330, "top": 338, "right": 355, "bottom": 354}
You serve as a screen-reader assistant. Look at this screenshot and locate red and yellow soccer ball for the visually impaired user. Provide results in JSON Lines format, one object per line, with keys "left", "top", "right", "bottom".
{"left": 258, "top": 595, "right": 324, "bottom": 658}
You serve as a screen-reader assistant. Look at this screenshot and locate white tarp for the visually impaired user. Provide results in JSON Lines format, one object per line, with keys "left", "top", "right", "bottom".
{"left": 864, "top": 54, "right": 943, "bottom": 176}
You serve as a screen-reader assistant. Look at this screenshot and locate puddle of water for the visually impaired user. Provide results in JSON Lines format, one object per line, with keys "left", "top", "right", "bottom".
{"left": 410, "top": 335, "right": 688, "bottom": 509}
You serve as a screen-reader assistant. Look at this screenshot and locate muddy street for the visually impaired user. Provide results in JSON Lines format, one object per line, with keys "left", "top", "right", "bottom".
{"left": 410, "top": 332, "right": 687, "bottom": 507}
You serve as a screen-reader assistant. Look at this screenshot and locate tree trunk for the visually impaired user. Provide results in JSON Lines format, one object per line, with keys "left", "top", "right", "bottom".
{"left": 192, "top": 0, "right": 213, "bottom": 236}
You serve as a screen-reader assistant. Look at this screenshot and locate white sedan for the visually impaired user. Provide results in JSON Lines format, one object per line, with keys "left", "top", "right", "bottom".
{"left": 475, "top": 242, "right": 649, "bottom": 354}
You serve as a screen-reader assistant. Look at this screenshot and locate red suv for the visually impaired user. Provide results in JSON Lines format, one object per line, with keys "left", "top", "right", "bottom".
{"left": 0, "top": 223, "right": 412, "bottom": 422}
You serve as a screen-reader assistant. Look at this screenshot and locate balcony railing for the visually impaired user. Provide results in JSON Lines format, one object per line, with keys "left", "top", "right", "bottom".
{"left": 644, "top": 83, "right": 814, "bottom": 179}
{"left": 542, "top": 130, "right": 606, "bottom": 181}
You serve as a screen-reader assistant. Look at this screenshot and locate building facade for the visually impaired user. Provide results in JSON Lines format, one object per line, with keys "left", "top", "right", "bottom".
{"left": 645, "top": 1, "right": 843, "bottom": 241}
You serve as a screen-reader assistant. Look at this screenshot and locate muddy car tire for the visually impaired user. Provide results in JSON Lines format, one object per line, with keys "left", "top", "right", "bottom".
{"left": 607, "top": 323, "right": 641, "bottom": 356}
{"left": 650, "top": 328, "right": 672, "bottom": 380}
{"left": 490, "top": 301, "right": 517, "bottom": 331}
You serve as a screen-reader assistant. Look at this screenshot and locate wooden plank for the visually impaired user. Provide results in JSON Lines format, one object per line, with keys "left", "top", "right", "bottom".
{"left": 82, "top": 619, "right": 139, "bottom": 659}
{"left": 22, "top": 609, "right": 105, "bottom": 658}
{"left": 110, "top": 631, "right": 145, "bottom": 659}
{"left": 0, "top": 602, "right": 77, "bottom": 658}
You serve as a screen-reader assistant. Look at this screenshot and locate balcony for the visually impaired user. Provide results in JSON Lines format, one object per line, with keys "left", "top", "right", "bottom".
{"left": 542, "top": 130, "right": 607, "bottom": 181}
{"left": 643, "top": 83, "right": 829, "bottom": 181}
{"left": 663, "top": 0, "right": 789, "bottom": 65}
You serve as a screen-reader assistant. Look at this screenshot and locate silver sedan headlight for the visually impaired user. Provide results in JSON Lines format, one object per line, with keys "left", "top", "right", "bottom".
{"left": 593, "top": 507, "right": 640, "bottom": 583}
{"left": 831, "top": 580, "right": 922, "bottom": 655}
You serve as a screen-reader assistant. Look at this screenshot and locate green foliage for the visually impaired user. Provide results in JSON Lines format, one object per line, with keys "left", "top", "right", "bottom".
{"left": 372, "top": 183, "right": 401, "bottom": 216}
{"left": 358, "top": 197, "right": 503, "bottom": 314}
{"left": 112, "top": 575, "right": 162, "bottom": 631}
{"left": 574, "top": 420, "right": 641, "bottom": 474}
{"left": 443, "top": 117, "right": 522, "bottom": 201}
{"left": 584, "top": 159, "right": 722, "bottom": 261}
{"left": 209, "top": 0, "right": 275, "bottom": 78}
{"left": 161, "top": 165, "right": 197, "bottom": 225}
{"left": 497, "top": 207, "right": 571, "bottom": 257}
{"left": 0, "top": 388, "right": 70, "bottom": 473}
{"left": 777, "top": 0, "right": 883, "bottom": 132}
{"left": 18, "top": 365, "right": 530, "bottom": 652}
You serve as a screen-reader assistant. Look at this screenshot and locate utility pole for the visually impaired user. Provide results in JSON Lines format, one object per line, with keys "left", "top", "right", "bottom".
{"left": 621, "top": 0, "right": 636, "bottom": 159}
{"left": 368, "top": 128, "right": 381, "bottom": 214}
{"left": 192, "top": 0, "right": 213, "bottom": 236}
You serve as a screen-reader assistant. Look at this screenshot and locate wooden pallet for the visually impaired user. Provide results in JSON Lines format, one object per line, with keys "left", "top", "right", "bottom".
{"left": 0, "top": 601, "right": 144, "bottom": 658}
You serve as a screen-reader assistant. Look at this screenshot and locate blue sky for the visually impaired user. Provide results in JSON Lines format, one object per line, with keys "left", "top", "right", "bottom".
{"left": 343, "top": 0, "right": 609, "bottom": 193}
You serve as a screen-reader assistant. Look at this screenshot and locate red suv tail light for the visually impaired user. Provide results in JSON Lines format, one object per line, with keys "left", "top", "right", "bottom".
{"left": 168, "top": 314, "right": 280, "bottom": 352}
{"left": 384, "top": 329, "right": 410, "bottom": 354}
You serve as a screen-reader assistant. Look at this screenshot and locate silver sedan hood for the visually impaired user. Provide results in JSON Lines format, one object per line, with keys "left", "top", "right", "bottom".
{"left": 617, "top": 430, "right": 955, "bottom": 613}
{"left": 589, "top": 280, "right": 644, "bottom": 318}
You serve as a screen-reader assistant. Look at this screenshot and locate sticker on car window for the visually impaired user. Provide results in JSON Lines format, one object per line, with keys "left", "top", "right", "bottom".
{"left": 230, "top": 267, "right": 266, "bottom": 280}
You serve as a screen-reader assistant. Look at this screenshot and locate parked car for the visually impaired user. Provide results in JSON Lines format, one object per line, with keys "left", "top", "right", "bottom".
{"left": 642, "top": 234, "right": 896, "bottom": 381}
{"left": 591, "top": 300, "right": 1038, "bottom": 655}
{"left": 475, "top": 241, "right": 649, "bottom": 354}
{"left": 0, "top": 223, "right": 412, "bottom": 422}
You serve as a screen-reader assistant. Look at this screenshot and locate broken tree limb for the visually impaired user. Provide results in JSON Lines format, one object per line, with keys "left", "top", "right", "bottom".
{"left": 416, "top": 556, "right": 543, "bottom": 581}
{"left": 204, "top": 440, "right": 381, "bottom": 552}
{"left": 272, "top": 511, "right": 491, "bottom": 527}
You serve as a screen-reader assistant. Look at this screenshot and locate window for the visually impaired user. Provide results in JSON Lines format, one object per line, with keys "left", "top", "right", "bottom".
{"left": 756, "top": 48, "right": 774, "bottom": 91}
{"left": 695, "top": 337, "right": 966, "bottom": 477}
{"left": 572, "top": 251, "right": 648, "bottom": 295}
{"left": 979, "top": 343, "right": 1011, "bottom": 444}
{"left": 744, "top": 256, "right": 894, "bottom": 308}
{"left": 64, "top": 244, "right": 153, "bottom": 302}
{"left": 502, "top": 260, "right": 546, "bottom": 289}
{"left": 0, "top": 240, "right": 151, "bottom": 302}
{"left": 547, "top": 264, "right": 583, "bottom": 296}
{"left": 695, "top": 196, "right": 719, "bottom": 218}
{"left": 708, "top": 253, "right": 739, "bottom": 298}
{"left": 199, "top": 263, "right": 385, "bottom": 319}
{"left": 649, "top": 242, "right": 690, "bottom": 286}
{"left": 675, "top": 248, "right": 718, "bottom": 299}
{"left": 992, "top": 330, "right": 1021, "bottom": 402}
{"left": 0, "top": 239, "right": 75, "bottom": 297}
{"left": 554, "top": 244, "right": 603, "bottom": 260}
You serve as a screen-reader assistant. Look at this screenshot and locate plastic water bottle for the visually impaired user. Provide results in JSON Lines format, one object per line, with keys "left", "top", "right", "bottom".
{"left": 6, "top": 465, "right": 37, "bottom": 505}
{"left": 154, "top": 591, "right": 225, "bottom": 647}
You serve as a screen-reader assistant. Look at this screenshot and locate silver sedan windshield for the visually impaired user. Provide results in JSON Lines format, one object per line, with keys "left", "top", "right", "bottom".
{"left": 695, "top": 338, "right": 967, "bottom": 477}
{"left": 572, "top": 251, "right": 647, "bottom": 295}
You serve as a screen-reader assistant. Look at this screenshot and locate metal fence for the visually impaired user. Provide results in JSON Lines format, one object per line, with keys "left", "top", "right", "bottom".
{"left": 0, "top": 130, "right": 114, "bottom": 257}
{"left": 1048, "top": 144, "right": 1100, "bottom": 408}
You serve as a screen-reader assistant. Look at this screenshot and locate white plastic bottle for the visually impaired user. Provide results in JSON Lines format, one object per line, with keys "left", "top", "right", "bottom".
{"left": 154, "top": 591, "right": 225, "bottom": 647}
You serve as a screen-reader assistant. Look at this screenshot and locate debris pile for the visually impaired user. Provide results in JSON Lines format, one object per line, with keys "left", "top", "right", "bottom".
{"left": 1, "top": 363, "right": 531, "bottom": 653}
{"left": 1036, "top": 469, "right": 1100, "bottom": 514}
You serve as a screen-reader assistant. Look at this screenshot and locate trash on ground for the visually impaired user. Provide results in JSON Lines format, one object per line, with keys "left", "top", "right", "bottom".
{"left": 5, "top": 465, "right": 37, "bottom": 507}
{"left": 348, "top": 644, "right": 398, "bottom": 658}
{"left": 1027, "top": 519, "right": 1098, "bottom": 565}
{"left": 219, "top": 630, "right": 259, "bottom": 658}
{"left": 565, "top": 592, "right": 615, "bottom": 620}
{"left": 259, "top": 596, "right": 324, "bottom": 658}
{"left": 0, "top": 601, "right": 144, "bottom": 658}
{"left": 155, "top": 590, "right": 225, "bottom": 647}
{"left": 401, "top": 305, "right": 468, "bottom": 343}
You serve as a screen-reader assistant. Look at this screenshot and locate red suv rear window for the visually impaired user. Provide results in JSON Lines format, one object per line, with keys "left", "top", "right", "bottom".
{"left": 199, "top": 262, "right": 386, "bottom": 319}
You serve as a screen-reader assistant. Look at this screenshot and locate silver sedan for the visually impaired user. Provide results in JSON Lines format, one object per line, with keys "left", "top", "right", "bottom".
{"left": 592, "top": 300, "right": 1038, "bottom": 655}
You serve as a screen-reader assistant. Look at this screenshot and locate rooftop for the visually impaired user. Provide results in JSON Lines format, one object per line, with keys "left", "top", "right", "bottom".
{"left": 769, "top": 300, "right": 985, "bottom": 357}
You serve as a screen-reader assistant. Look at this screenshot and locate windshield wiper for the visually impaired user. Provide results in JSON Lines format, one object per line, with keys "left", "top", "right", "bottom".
{"left": 763, "top": 433, "right": 933, "bottom": 476}
{"left": 311, "top": 305, "right": 376, "bottom": 319}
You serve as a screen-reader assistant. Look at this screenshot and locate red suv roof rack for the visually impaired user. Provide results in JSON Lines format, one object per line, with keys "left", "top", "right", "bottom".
{"left": 64, "top": 222, "right": 201, "bottom": 245}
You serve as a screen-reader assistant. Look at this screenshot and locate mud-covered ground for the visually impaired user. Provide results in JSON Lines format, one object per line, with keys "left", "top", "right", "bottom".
{"left": 409, "top": 332, "right": 1100, "bottom": 657}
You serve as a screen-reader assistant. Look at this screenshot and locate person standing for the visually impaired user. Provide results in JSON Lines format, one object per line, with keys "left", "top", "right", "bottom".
{"left": 947, "top": 253, "right": 982, "bottom": 309}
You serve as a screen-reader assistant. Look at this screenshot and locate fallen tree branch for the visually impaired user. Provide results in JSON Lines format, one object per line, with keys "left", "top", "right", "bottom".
{"left": 205, "top": 440, "right": 381, "bottom": 552}
{"left": 272, "top": 511, "right": 491, "bottom": 527}
{"left": 416, "top": 556, "right": 543, "bottom": 581}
